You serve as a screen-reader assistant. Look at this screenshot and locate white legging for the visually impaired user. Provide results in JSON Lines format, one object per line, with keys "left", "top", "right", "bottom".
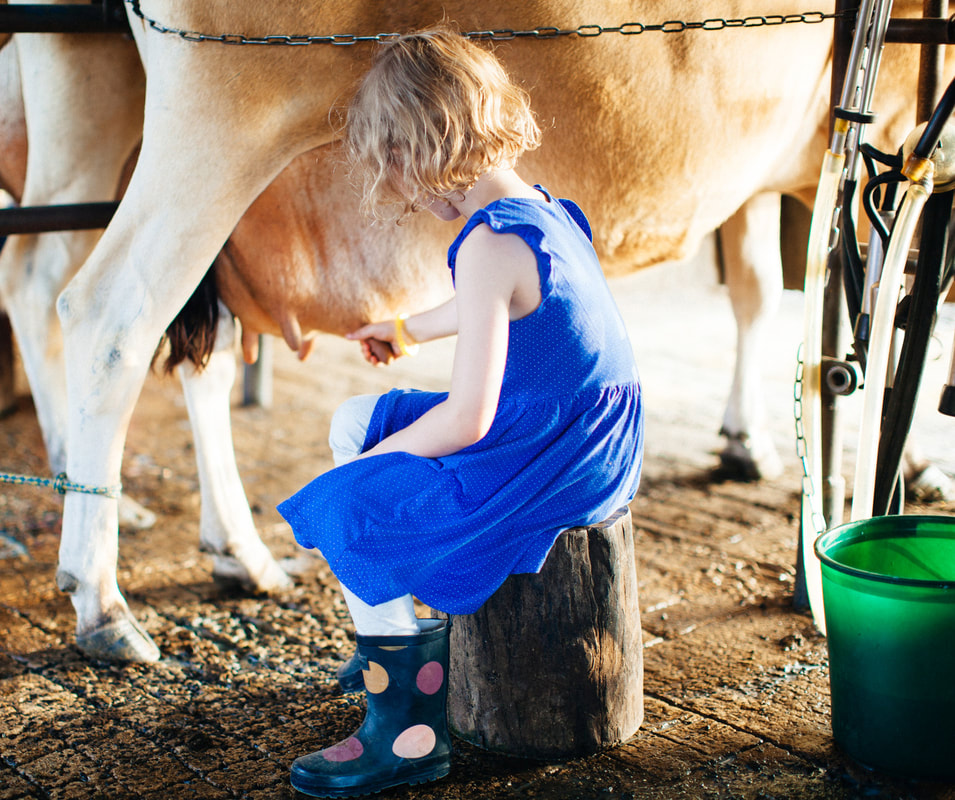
{"left": 328, "top": 394, "right": 422, "bottom": 636}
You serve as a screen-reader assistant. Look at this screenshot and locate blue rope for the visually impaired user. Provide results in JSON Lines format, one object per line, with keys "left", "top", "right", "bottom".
{"left": 0, "top": 471, "right": 122, "bottom": 499}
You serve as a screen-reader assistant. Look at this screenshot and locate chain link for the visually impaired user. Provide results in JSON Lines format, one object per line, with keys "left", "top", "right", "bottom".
{"left": 125, "top": 2, "right": 848, "bottom": 47}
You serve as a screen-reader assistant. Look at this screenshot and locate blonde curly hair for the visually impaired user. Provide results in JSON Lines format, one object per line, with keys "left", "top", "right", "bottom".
{"left": 345, "top": 25, "right": 541, "bottom": 221}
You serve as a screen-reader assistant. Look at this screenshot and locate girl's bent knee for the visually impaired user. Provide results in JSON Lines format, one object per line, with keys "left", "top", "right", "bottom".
{"left": 329, "top": 394, "right": 380, "bottom": 466}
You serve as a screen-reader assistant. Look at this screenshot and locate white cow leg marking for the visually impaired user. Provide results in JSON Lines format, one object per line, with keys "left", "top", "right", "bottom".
{"left": 718, "top": 192, "right": 785, "bottom": 480}
{"left": 178, "top": 305, "right": 291, "bottom": 593}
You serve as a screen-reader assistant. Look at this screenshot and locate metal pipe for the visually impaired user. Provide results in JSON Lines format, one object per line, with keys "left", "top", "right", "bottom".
{"left": 833, "top": 0, "right": 879, "bottom": 157}
{"left": 917, "top": 0, "right": 950, "bottom": 122}
{"left": 0, "top": 5, "right": 128, "bottom": 34}
{"left": 0, "top": 203, "right": 117, "bottom": 235}
{"left": 886, "top": 15, "right": 955, "bottom": 43}
{"left": 840, "top": 0, "right": 892, "bottom": 180}
{"left": 817, "top": 0, "right": 861, "bottom": 540}
{"left": 830, "top": 0, "right": 860, "bottom": 137}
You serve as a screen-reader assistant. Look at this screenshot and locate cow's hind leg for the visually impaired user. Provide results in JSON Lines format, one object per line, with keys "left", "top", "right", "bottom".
{"left": 177, "top": 305, "right": 292, "bottom": 594}
{"left": 2, "top": 34, "right": 144, "bottom": 476}
{"left": 718, "top": 192, "right": 785, "bottom": 480}
{"left": 1, "top": 32, "right": 156, "bottom": 533}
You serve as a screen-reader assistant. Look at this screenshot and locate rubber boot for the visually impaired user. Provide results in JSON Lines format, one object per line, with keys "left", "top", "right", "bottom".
{"left": 291, "top": 619, "right": 452, "bottom": 797}
{"left": 336, "top": 649, "right": 363, "bottom": 694}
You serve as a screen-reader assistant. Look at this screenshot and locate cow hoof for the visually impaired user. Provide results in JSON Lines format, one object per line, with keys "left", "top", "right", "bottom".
{"left": 718, "top": 434, "right": 783, "bottom": 481}
{"left": 212, "top": 554, "right": 293, "bottom": 594}
{"left": 278, "top": 550, "right": 326, "bottom": 579}
{"left": 118, "top": 495, "right": 157, "bottom": 530}
{"left": 907, "top": 464, "right": 955, "bottom": 503}
{"left": 76, "top": 616, "right": 161, "bottom": 663}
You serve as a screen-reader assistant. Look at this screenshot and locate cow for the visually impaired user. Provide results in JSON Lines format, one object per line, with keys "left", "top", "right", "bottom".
{"left": 0, "top": 1, "right": 947, "bottom": 662}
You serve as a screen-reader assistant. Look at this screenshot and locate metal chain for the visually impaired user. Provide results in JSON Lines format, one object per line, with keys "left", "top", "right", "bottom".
{"left": 0, "top": 471, "right": 123, "bottom": 499}
{"left": 793, "top": 345, "right": 828, "bottom": 536}
{"left": 124, "top": 2, "right": 849, "bottom": 47}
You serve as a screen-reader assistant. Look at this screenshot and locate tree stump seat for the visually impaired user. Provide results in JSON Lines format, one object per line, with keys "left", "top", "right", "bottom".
{"left": 442, "top": 506, "right": 643, "bottom": 760}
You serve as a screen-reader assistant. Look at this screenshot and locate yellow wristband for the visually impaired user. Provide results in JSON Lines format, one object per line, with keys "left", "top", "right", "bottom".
{"left": 394, "top": 313, "right": 419, "bottom": 357}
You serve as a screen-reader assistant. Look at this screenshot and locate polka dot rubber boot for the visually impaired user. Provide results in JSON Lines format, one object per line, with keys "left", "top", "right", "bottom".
{"left": 290, "top": 619, "right": 452, "bottom": 797}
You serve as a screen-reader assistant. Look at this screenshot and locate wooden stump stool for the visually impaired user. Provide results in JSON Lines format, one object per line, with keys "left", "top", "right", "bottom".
{"left": 444, "top": 506, "right": 643, "bottom": 760}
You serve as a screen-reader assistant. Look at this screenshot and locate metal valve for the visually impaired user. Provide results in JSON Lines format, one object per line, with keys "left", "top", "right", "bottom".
{"left": 902, "top": 117, "right": 955, "bottom": 192}
{"left": 823, "top": 358, "right": 862, "bottom": 396}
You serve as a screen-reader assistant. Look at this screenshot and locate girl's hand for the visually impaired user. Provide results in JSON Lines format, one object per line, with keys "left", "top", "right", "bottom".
{"left": 346, "top": 320, "right": 400, "bottom": 366}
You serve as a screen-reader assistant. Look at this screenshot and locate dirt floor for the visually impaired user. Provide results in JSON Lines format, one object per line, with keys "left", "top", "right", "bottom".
{"left": 2, "top": 250, "right": 955, "bottom": 799}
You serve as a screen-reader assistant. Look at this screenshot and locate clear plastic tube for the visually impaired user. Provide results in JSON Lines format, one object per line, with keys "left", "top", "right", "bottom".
{"left": 800, "top": 148, "right": 846, "bottom": 636}
{"left": 851, "top": 172, "right": 934, "bottom": 521}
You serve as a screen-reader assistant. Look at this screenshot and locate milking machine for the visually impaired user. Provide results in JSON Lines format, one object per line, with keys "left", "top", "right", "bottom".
{"left": 800, "top": 4, "right": 955, "bottom": 775}
{"left": 798, "top": 0, "right": 955, "bottom": 631}
{"left": 798, "top": 0, "right": 895, "bottom": 632}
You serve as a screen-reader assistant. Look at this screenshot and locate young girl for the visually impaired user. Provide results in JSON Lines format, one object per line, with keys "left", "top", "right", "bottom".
{"left": 278, "top": 25, "right": 643, "bottom": 798}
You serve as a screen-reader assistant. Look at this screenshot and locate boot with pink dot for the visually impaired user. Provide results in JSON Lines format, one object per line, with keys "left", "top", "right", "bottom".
{"left": 291, "top": 619, "right": 452, "bottom": 797}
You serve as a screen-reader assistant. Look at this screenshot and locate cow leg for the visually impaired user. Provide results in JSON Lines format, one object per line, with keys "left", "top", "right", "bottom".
{"left": 718, "top": 192, "right": 785, "bottom": 480}
{"left": 53, "top": 197, "right": 242, "bottom": 661}
{"left": 0, "top": 33, "right": 144, "bottom": 476}
{"left": 53, "top": 54, "right": 300, "bottom": 661}
{"left": 177, "top": 305, "right": 292, "bottom": 593}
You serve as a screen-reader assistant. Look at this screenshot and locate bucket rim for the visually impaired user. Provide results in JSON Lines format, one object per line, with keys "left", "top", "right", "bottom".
{"left": 814, "top": 514, "right": 955, "bottom": 589}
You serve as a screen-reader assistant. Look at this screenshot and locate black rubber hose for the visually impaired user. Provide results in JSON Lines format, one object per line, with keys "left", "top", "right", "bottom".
{"left": 862, "top": 171, "right": 905, "bottom": 252}
{"left": 912, "top": 75, "right": 955, "bottom": 159}
{"left": 841, "top": 179, "right": 865, "bottom": 321}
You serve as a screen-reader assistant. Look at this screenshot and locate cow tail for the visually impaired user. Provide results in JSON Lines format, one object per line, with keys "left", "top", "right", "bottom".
{"left": 154, "top": 269, "right": 220, "bottom": 375}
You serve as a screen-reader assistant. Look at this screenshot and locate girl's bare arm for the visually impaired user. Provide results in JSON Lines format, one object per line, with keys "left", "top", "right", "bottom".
{"left": 358, "top": 225, "right": 538, "bottom": 459}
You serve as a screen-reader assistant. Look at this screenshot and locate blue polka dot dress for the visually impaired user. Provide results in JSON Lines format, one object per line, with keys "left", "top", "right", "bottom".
{"left": 278, "top": 187, "right": 643, "bottom": 615}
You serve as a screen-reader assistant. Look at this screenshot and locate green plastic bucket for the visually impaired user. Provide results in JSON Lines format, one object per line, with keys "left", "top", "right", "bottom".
{"left": 815, "top": 515, "right": 955, "bottom": 778}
